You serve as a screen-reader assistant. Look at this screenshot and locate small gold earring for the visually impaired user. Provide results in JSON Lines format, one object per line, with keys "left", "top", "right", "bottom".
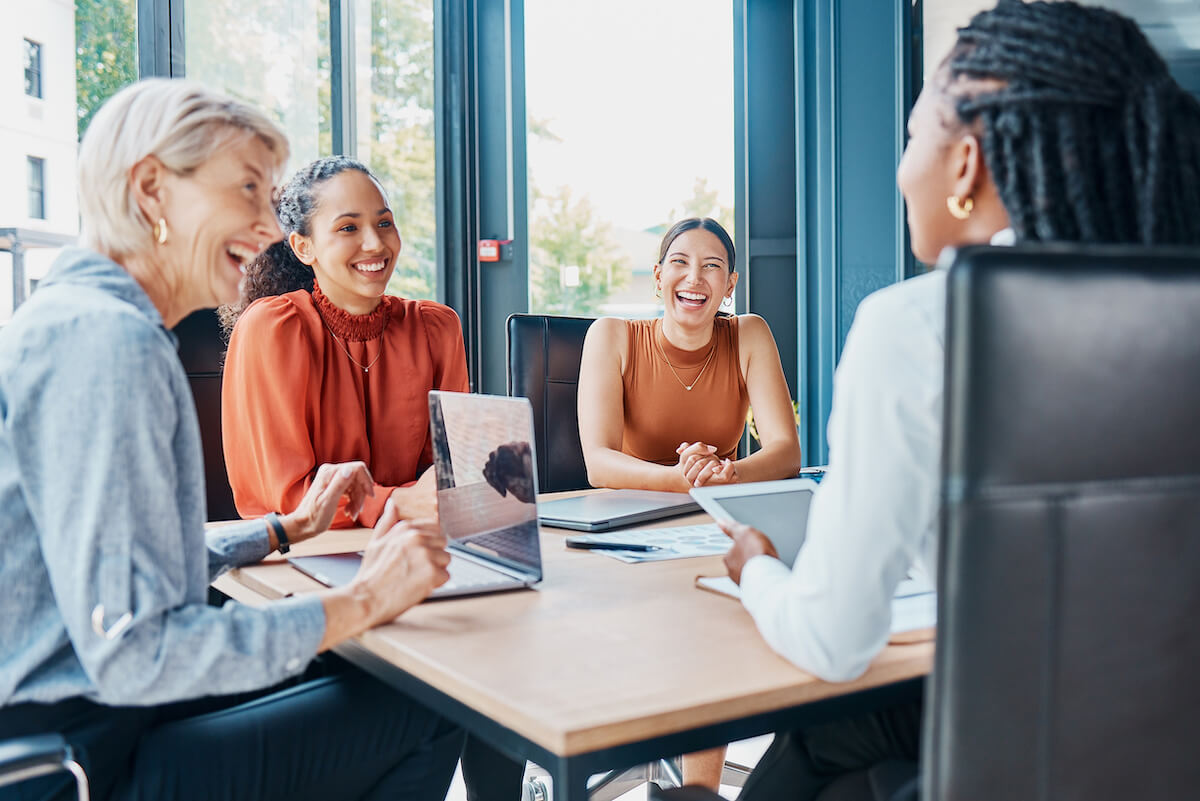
{"left": 947, "top": 195, "right": 974, "bottom": 220}
{"left": 654, "top": 283, "right": 662, "bottom": 300}
{"left": 153, "top": 218, "right": 169, "bottom": 245}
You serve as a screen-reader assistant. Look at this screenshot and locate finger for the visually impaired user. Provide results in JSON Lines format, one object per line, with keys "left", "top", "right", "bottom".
{"left": 676, "top": 441, "right": 690, "bottom": 455}
{"left": 372, "top": 498, "right": 401, "bottom": 540}
{"left": 714, "top": 517, "right": 746, "bottom": 539}
{"left": 430, "top": 565, "right": 451, "bottom": 588}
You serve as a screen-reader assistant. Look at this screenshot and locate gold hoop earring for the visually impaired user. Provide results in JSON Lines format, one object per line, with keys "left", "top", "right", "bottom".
{"left": 153, "top": 218, "right": 169, "bottom": 245}
{"left": 947, "top": 195, "right": 974, "bottom": 220}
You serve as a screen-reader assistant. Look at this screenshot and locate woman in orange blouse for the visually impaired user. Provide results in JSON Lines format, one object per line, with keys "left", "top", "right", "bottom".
{"left": 221, "top": 157, "right": 524, "bottom": 800}
{"left": 577, "top": 217, "right": 803, "bottom": 789}
{"left": 221, "top": 157, "right": 468, "bottom": 529}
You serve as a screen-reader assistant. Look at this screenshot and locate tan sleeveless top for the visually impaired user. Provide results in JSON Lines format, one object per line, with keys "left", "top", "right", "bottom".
{"left": 621, "top": 316, "right": 750, "bottom": 465}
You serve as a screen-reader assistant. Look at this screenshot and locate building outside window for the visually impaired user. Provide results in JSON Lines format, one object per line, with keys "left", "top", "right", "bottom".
{"left": 23, "top": 38, "right": 42, "bottom": 98}
{"left": 27, "top": 157, "right": 45, "bottom": 220}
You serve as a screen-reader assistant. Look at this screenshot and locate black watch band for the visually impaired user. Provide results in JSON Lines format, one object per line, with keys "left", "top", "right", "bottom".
{"left": 264, "top": 513, "right": 291, "bottom": 555}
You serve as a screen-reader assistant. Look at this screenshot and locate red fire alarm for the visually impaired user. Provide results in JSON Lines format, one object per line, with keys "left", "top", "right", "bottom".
{"left": 478, "top": 239, "right": 500, "bottom": 262}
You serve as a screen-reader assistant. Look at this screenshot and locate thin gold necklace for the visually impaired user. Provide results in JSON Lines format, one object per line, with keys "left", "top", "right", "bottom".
{"left": 323, "top": 321, "right": 384, "bottom": 373}
{"left": 655, "top": 325, "right": 717, "bottom": 391}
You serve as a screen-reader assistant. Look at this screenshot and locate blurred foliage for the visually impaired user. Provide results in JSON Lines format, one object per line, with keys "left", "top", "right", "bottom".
{"left": 75, "top": 0, "right": 137, "bottom": 140}
{"left": 529, "top": 185, "right": 630, "bottom": 316}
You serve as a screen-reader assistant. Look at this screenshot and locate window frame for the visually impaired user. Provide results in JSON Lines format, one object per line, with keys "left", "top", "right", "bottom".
{"left": 23, "top": 38, "right": 43, "bottom": 99}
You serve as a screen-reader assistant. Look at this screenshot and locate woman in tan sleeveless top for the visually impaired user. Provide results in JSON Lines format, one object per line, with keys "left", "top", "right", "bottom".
{"left": 579, "top": 217, "right": 803, "bottom": 493}
{"left": 578, "top": 217, "right": 803, "bottom": 789}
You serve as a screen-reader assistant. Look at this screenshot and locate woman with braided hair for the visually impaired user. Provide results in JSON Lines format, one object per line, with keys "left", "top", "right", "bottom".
{"left": 704, "top": 3, "right": 1200, "bottom": 800}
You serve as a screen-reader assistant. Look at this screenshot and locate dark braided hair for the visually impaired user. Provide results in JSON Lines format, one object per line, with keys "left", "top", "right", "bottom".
{"left": 941, "top": 0, "right": 1200, "bottom": 246}
{"left": 218, "top": 155, "right": 374, "bottom": 338}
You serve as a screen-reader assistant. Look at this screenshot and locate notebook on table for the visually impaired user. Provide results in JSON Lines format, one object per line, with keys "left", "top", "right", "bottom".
{"left": 290, "top": 391, "right": 543, "bottom": 600}
{"left": 537, "top": 489, "right": 700, "bottom": 532}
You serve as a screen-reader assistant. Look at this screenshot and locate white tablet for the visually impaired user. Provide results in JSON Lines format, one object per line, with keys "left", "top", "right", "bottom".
{"left": 689, "top": 478, "right": 819, "bottom": 567}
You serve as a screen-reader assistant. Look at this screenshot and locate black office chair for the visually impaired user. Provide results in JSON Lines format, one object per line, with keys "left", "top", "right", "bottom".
{"left": 175, "top": 309, "right": 238, "bottom": 522}
{"left": 506, "top": 313, "right": 595, "bottom": 493}
{"left": 927, "top": 243, "right": 1200, "bottom": 799}
{"left": 0, "top": 734, "right": 89, "bottom": 800}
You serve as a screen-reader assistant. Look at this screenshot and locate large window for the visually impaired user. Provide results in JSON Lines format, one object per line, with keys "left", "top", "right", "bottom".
{"left": 26, "top": 157, "right": 45, "bottom": 220}
{"left": 524, "top": 0, "right": 734, "bottom": 319}
{"left": 23, "top": 39, "right": 42, "bottom": 98}
{"left": 184, "top": 0, "right": 438, "bottom": 301}
{"left": 356, "top": 0, "right": 438, "bottom": 301}
{"left": 185, "top": 0, "right": 333, "bottom": 171}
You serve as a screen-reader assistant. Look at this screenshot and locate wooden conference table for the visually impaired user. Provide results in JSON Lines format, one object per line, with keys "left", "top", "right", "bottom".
{"left": 212, "top": 495, "right": 933, "bottom": 800}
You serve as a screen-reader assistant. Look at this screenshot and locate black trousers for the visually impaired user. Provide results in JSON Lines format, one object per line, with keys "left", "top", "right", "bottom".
{"left": 737, "top": 698, "right": 922, "bottom": 801}
{"left": 0, "top": 658, "right": 521, "bottom": 801}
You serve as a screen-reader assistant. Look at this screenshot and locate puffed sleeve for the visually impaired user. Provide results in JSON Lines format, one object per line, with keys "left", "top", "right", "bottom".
{"left": 418, "top": 301, "right": 470, "bottom": 393}
{"left": 222, "top": 296, "right": 329, "bottom": 522}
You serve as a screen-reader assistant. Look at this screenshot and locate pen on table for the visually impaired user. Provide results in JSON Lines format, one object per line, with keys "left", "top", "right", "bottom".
{"left": 564, "top": 539, "right": 663, "bottom": 552}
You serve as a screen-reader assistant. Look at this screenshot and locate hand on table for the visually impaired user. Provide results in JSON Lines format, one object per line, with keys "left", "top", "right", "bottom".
{"left": 717, "top": 518, "right": 779, "bottom": 585}
{"left": 353, "top": 499, "right": 451, "bottom": 624}
{"left": 281, "top": 461, "right": 374, "bottom": 545}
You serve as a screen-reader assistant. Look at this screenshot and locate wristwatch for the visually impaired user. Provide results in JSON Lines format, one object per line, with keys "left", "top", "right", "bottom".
{"left": 264, "top": 512, "right": 291, "bottom": 555}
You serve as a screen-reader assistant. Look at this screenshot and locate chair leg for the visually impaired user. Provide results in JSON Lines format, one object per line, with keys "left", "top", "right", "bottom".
{"left": 63, "top": 757, "right": 89, "bottom": 801}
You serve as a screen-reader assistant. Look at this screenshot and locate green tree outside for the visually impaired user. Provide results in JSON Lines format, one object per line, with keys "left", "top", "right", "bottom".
{"left": 75, "top": 0, "right": 138, "bottom": 140}
{"left": 529, "top": 186, "right": 630, "bottom": 316}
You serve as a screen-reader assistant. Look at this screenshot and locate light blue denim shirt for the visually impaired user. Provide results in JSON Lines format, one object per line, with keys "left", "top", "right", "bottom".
{"left": 0, "top": 248, "right": 325, "bottom": 707}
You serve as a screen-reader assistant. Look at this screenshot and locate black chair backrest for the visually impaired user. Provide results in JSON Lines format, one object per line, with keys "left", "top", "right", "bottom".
{"left": 506, "top": 313, "right": 594, "bottom": 493}
{"left": 175, "top": 309, "right": 238, "bottom": 522}
{"left": 929, "top": 244, "right": 1200, "bottom": 801}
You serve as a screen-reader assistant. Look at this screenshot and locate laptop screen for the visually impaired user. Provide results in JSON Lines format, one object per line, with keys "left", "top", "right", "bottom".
{"left": 429, "top": 392, "right": 542, "bottom": 577}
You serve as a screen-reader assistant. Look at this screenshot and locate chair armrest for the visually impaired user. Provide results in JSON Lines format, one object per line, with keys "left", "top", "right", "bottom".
{"left": 0, "top": 733, "right": 73, "bottom": 788}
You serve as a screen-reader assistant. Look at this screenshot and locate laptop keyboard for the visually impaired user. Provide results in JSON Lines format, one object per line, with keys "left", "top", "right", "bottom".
{"left": 441, "top": 553, "right": 516, "bottom": 592}
{"left": 460, "top": 526, "right": 541, "bottom": 566}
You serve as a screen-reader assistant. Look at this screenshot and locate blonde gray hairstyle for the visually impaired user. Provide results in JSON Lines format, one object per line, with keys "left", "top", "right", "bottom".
{"left": 77, "top": 78, "right": 290, "bottom": 258}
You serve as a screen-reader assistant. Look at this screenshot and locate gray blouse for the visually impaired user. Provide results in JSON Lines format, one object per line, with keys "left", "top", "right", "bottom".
{"left": 0, "top": 248, "right": 325, "bottom": 707}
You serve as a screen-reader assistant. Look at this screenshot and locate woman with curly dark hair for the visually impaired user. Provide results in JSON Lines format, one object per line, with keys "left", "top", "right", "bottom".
{"left": 221, "top": 156, "right": 468, "bottom": 529}
{"left": 220, "top": 156, "right": 525, "bottom": 800}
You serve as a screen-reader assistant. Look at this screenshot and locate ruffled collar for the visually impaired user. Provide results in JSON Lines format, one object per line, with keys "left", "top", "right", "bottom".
{"left": 312, "top": 283, "right": 391, "bottom": 341}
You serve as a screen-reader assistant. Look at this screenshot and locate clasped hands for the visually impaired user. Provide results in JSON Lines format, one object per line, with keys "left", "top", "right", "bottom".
{"left": 675, "top": 441, "right": 738, "bottom": 489}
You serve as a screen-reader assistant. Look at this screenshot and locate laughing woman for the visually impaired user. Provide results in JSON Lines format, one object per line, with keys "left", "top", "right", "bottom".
{"left": 576, "top": 217, "right": 803, "bottom": 789}
{"left": 219, "top": 156, "right": 524, "bottom": 801}
{"left": 578, "top": 217, "right": 803, "bottom": 493}
{"left": 220, "top": 156, "right": 468, "bottom": 529}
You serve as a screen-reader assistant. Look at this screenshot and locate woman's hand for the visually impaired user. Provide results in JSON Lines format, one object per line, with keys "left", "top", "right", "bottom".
{"left": 318, "top": 499, "right": 451, "bottom": 649}
{"left": 352, "top": 500, "right": 452, "bottom": 625}
{"left": 388, "top": 469, "right": 439, "bottom": 521}
{"left": 676, "top": 441, "right": 722, "bottom": 488}
{"left": 693, "top": 458, "right": 739, "bottom": 488}
{"left": 717, "top": 518, "right": 780, "bottom": 584}
{"left": 280, "top": 461, "right": 374, "bottom": 545}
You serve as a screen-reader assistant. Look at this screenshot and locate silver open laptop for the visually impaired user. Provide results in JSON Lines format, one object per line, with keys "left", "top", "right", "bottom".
{"left": 290, "top": 392, "right": 543, "bottom": 599}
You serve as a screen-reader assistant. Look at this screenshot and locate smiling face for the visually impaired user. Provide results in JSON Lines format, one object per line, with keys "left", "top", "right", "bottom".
{"left": 289, "top": 169, "right": 401, "bottom": 315}
{"left": 654, "top": 227, "right": 737, "bottom": 326}
{"left": 155, "top": 131, "right": 283, "bottom": 309}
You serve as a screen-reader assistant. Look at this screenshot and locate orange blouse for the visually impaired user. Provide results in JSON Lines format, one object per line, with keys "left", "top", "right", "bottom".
{"left": 620, "top": 316, "right": 749, "bottom": 465}
{"left": 222, "top": 284, "right": 469, "bottom": 527}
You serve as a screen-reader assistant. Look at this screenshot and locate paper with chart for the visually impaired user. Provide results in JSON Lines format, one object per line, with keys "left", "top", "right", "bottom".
{"left": 584, "top": 523, "right": 731, "bottom": 563}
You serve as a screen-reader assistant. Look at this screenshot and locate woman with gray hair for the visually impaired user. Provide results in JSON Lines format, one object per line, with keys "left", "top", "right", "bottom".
{"left": 0, "top": 79, "right": 464, "bottom": 800}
